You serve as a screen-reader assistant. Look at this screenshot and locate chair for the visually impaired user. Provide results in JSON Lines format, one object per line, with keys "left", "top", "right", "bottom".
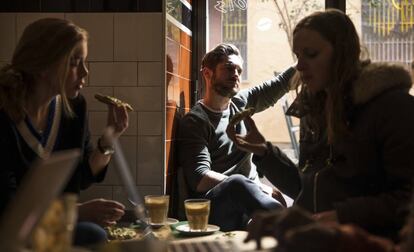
{"left": 165, "top": 104, "right": 189, "bottom": 220}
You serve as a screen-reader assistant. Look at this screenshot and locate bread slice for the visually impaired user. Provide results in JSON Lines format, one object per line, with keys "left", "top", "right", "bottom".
{"left": 94, "top": 93, "right": 133, "bottom": 111}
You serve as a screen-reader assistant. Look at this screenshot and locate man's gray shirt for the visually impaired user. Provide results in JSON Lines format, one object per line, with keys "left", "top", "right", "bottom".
{"left": 178, "top": 67, "right": 296, "bottom": 195}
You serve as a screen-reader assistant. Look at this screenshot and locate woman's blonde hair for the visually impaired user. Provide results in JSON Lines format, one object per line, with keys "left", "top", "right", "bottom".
{"left": 0, "top": 18, "right": 88, "bottom": 122}
{"left": 294, "top": 9, "right": 362, "bottom": 144}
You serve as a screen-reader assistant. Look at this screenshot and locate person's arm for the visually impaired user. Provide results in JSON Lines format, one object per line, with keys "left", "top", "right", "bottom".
{"left": 75, "top": 96, "right": 128, "bottom": 189}
{"left": 88, "top": 105, "right": 128, "bottom": 176}
{"left": 334, "top": 91, "right": 414, "bottom": 230}
{"left": 77, "top": 199, "right": 125, "bottom": 227}
{"left": 197, "top": 170, "right": 228, "bottom": 192}
{"left": 178, "top": 113, "right": 225, "bottom": 193}
{"left": 227, "top": 115, "right": 301, "bottom": 198}
{"left": 237, "top": 66, "right": 296, "bottom": 112}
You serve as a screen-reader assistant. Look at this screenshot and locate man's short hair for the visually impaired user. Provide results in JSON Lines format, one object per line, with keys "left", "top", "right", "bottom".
{"left": 201, "top": 43, "right": 242, "bottom": 71}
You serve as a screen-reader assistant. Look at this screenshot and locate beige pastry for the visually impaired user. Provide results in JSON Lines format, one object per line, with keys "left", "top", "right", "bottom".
{"left": 94, "top": 93, "right": 134, "bottom": 111}
{"left": 229, "top": 107, "right": 255, "bottom": 125}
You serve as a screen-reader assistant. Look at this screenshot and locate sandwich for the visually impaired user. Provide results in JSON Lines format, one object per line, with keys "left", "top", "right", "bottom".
{"left": 94, "top": 93, "right": 134, "bottom": 111}
{"left": 229, "top": 107, "right": 255, "bottom": 125}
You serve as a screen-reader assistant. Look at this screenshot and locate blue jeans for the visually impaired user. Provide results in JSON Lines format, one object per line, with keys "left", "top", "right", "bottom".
{"left": 205, "top": 174, "right": 282, "bottom": 231}
{"left": 73, "top": 222, "right": 107, "bottom": 247}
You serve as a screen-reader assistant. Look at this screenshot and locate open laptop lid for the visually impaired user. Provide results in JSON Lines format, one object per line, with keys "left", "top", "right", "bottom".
{"left": 0, "top": 149, "right": 80, "bottom": 249}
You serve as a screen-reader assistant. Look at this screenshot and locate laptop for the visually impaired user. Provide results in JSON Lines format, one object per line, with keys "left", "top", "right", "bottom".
{"left": 0, "top": 149, "right": 81, "bottom": 251}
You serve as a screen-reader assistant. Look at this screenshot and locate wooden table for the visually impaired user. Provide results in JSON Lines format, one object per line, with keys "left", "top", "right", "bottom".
{"left": 99, "top": 221, "right": 277, "bottom": 252}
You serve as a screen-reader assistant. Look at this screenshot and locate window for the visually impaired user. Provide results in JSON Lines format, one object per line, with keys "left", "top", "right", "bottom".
{"left": 360, "top": 1, "right": 414, "bottom": 67}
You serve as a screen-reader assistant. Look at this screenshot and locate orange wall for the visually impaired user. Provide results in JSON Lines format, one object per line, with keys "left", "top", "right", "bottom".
{"left": 165, "top": 19, "right": 192, "bottom": 197}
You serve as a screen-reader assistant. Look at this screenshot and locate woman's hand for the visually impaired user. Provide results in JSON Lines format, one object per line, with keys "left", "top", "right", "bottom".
{"left": 226, "top": 115, "right": 268, "bottom": 156}
{"left": 245, "top": 207, "right": 314, "bottom": 249}
{"left": 106, "top": 104, "right": 129, "bottom": 139}
{"left": 78, "top": 198, "right": 125, "bottom": 227}
{"left": 259, "top": 183, "right": 287, "bottom": 207}
{"left": 97, "top": 104, "right": 129, "bottom": 149}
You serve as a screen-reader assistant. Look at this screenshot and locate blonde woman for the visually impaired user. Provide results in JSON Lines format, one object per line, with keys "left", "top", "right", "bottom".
{"left": 0, "top": 18, "right": 129, "bottom": 245}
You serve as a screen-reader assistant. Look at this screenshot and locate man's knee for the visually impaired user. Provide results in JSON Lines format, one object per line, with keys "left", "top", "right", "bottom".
{"left": 224, "top": 174, "right": 253, "bottom": 192}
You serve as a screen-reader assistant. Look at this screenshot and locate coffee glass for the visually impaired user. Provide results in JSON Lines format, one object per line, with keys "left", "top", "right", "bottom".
{"left": 184, "top": 199, "right": 210, "bottom": 231}
{"left": 144, "top": 195, "right": 169, "bottom": 225}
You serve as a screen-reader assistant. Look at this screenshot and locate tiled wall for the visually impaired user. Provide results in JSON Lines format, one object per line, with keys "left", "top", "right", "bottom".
{"left": 0, "top": 12, "right": 165, "bottom": 209}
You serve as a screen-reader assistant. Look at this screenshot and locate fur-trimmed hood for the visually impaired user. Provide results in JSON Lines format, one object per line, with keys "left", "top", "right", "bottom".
{"left": 286, "top": 63, "right": 412, "bottom": 118}
{"left": 352, "top": 63, "right": 412, "bottom": 105}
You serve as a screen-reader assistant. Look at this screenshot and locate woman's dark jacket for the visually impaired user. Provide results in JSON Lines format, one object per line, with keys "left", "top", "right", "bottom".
{"left": 255, "top": 63, "right": 414, "bottom": 237}
{"left": 0, "top": 95, "right": 106, "bottom": 215}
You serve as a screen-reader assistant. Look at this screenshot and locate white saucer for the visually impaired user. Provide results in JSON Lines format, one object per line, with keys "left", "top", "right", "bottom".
{"left": 175, "top": 224, "right": 220, "bottom": 236}
{"left": 147, "top": 218, "right": 179, "bottom": 228}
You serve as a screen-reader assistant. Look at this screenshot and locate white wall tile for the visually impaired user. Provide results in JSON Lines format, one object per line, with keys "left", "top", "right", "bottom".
{"left": 138, "top": 185, "right": 163, "bottom": 196}
{"left": 114, "top": 87, "right": 162, "bottom": 112}
{"left": 65, "top": 13, "right": 114, "bottom": 61}
{"left": 16, "top": 13, "right": 64, "bottom": 41}
{"left": 88, "top": 111, "right": 107, "bottom": 135}
{"left": 102, "top": 136, "right": 137, "bottom": 185}
{"left": 0, "top": 14, "right": 15, "bottom": 61}
{"left": 88, "top": 111, "right": 137, "bottom": 136}
{"left": 137, "top": 136, "right": 164, "bottom": 185}
{"left": 89, "top": 62, "right": 137, "bottom": 86}
{"left": 124, "top": 112, "right": 138, "bottom": 136}
{"left": 81, "top": 86, "right": 113, "bottom": 111}
{"left": 137, "top": 13, "right": 163, "bottom": 61}
{"left": 138, "top": 112, "right": 162, "bottom": 135}
{"left": 112, "top": 186, "right": 134, "bottom": 209}
{"left": 79, "top": 185, "right": 113, "bottom": 202}
{"left": 138, "top": 62, "right": 163, "bottom": 86}
{"left": 114, "top": 14, "right": 137, "bottom": 61}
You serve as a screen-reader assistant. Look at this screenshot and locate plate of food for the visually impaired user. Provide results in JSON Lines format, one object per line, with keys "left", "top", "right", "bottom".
{"left": 105, "top": 226, "right": 141, "bottom": 241}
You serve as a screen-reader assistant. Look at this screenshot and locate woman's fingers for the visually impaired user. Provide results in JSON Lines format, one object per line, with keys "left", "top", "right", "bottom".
{"left": 244, "top": 212, "right": 269, "bottom": 249}
{"left": 243, "top": 115, "right": 258, "bottom": 131}
{"left": 272, "top": 189, "right": 287, "bottom": 207}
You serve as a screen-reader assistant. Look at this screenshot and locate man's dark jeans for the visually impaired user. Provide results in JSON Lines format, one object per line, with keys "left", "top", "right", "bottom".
{"left": 205, "top": 174, "right": 283, "bottom": 231}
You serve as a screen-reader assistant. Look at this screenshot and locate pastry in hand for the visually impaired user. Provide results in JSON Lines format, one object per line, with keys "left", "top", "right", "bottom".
{"left": 229, "top": 107, "right": 255, "bottom": 125}
{"left": 94, "top": 93, "right": 134, "bottom": 111}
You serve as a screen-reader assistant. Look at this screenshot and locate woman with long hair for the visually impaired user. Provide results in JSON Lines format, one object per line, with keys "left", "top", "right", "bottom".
{"left": 227, "top": 8, "right": 414, "bottom": 241}
{"left": 0, "top": 18, "right": 129, "bottom": 245}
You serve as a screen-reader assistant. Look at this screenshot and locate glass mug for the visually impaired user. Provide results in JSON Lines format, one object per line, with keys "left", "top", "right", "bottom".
{"left": 184, "top": 199, "right": 210, "bottom": 231}
{"left": 144, "top": 195, "right": 169, "bottom": 225}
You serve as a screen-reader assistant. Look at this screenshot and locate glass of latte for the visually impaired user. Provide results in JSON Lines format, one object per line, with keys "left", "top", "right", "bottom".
{"left": 144, "top": 195, "right": 169, "bottom": 225}
{"left": 184, "top": 199, "right": 211, "bottom": 231}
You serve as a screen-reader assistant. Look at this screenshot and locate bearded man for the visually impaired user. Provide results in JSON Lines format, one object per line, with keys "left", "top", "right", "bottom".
{"left": 177, "top": 43, "right": 295, "bottom": 231}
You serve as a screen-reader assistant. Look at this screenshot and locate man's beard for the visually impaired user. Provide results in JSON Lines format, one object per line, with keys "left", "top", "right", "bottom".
{"left": 211, "top": 74, "right": 238, "bottom": 98}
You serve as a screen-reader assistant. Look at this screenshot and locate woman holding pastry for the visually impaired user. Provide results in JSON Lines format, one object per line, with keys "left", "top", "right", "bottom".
{"left": 0, "top": 18, "right": 130, "bottom": 246}
{"left": 228, "top": 9, "right": 414, "bottom": 241}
